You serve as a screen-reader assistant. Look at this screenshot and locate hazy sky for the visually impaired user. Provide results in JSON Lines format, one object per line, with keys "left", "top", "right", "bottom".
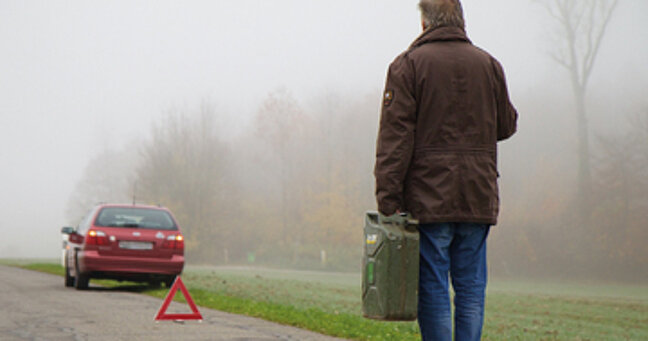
{"left": 1, "top": 0, "right": 647, "bottom": 258}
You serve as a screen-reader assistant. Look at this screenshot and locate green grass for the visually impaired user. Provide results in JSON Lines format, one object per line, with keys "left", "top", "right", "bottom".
{"left": 3, "top": 260, "right": 647, "bottom": 340}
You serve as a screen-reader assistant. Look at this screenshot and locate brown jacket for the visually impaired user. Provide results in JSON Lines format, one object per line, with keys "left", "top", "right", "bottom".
{"left": 374, "top": 26, "right": 517, "bottom": 225}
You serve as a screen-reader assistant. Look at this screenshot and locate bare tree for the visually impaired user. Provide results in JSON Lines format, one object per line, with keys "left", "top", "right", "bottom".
{"left": 254, "top": 89, "right": 307, "bottom": 258}
{"left": 537, "top": 0, "right": 619, "bottom": 210}
{"left": 136, "top": 106, "right": 229, "bottom": 261}
{"left": 591, "top": 109, "right": 648, "bottom": 275}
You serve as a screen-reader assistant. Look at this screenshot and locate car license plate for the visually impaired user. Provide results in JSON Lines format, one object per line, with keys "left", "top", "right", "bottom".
{"left": 119, "top": 241, "right": 153, "bottom": 250}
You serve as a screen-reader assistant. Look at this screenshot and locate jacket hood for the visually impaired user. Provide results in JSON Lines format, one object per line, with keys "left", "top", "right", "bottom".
{"left": 410, "top": 26, "right": 471, "bottom": 49}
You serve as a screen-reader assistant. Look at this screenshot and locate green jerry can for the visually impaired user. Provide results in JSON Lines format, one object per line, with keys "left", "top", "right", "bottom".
{"left": 362, "top": 211, "right": 419, "bottom": 321}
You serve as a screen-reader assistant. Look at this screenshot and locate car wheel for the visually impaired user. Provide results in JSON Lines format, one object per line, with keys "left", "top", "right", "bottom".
{"left": 64, "top": 261, "right": 75, "bottom": 287}
{"left": 75, "top": 273, "right": 90, "bottom": 290}
{"left": 74, "top": 255, "right": 89, "bottom": 290}
{"left": 164, "top": 276, "right": 176, "bottom": 288}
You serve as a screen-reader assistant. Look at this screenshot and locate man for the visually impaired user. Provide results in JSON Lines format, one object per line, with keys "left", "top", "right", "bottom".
{"left": 374, "top": 0, "right": 518, "bottom": 340}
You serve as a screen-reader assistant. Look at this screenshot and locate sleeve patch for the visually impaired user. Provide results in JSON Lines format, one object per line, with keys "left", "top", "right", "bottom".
{"left": 383, "top": 89, "right": 394, "bottom": 107}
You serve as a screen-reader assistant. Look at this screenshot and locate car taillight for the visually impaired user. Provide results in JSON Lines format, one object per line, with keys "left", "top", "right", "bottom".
{"left": 86, "top": 230, "right": 109, "bottom": 246}
{"left": 162, "top": 234, "right": 184, "bottom": 250}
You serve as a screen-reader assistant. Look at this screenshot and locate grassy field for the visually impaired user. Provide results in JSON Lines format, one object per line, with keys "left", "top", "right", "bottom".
{"left": 2, "top": 260, "right": 647, "bottom": 340}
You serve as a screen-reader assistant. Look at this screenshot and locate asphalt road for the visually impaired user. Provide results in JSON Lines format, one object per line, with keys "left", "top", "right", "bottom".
{"left": 0, "top": 265, "right": 347, "bottom": 341}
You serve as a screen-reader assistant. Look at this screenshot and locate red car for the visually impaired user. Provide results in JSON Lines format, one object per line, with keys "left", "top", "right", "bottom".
{"left": 62, "top": 204, "right": 184, "bottom": 290}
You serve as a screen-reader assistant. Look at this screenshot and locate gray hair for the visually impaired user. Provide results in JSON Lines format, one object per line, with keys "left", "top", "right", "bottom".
{"left": 418, "top": 0, "right": 465, "bottom": 31}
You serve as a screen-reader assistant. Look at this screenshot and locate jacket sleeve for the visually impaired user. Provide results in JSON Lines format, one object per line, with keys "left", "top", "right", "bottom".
{"left": 492, "top": 58, "right": 518, "bottom": 141}
{"left": 374, "top": 54, "right": 417, "bottom": 216}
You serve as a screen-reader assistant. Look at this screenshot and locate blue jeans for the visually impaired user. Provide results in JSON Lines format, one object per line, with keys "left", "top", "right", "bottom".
{"left": 418, "top": 223, "right": 490, "bottom": 341}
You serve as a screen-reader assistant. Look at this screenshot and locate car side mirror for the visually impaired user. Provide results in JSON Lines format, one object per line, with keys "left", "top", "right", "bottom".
{"left": 61, "top": 226, "right": 75, "bottom": 234}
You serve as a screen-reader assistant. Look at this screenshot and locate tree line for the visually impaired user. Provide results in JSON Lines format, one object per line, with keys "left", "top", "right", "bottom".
{"left": 66, "top": 87, "right": 647, "bottom": 280}
{"left": 67, "top": 90, "right": 378, "bottom": 270}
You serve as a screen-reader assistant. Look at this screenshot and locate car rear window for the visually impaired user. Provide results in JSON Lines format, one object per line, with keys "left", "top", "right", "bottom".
{"left": 94, "top": 207, "right": 178, "bottom": 230}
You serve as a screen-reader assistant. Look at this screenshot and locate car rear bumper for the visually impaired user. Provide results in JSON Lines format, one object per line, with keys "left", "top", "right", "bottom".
{"left": 79, "top": 251, "right": 184, "bottom": 275}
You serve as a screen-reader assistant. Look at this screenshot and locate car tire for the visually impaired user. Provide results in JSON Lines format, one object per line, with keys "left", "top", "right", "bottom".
{"left": 164, "top": 276, "right": 176, "bottom": 288}
{"left": 64, "top": 261, "right": 75, "bottom": 287}
{"left": 75, "top": 273, "right": 90, "bottom": 290}
{"left": 74, "top": 255, "right": 90, "bottom": 290}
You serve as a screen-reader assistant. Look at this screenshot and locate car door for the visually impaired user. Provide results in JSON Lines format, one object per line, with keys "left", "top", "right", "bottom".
{"left": 67, "top": 208, "right": 97, "bottom": 276}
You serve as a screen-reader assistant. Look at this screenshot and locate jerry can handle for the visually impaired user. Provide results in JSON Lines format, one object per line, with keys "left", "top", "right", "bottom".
{"left": 398, "top": 213, "right": 419, "bottom": 232}
{"left": 372, "top": 211, "right": 419, "bottom": 231}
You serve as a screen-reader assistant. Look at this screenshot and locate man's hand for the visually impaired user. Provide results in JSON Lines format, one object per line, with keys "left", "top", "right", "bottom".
{"left": 379, "top": 208, "right": 401, "bottom": 216}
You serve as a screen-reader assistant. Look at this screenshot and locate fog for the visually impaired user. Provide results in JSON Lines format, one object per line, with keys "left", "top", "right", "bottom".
{"left": 1, "top": 1, "right": 647, "bottom": 281}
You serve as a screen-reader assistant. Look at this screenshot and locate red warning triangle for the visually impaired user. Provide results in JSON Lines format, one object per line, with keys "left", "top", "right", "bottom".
{"left": 154, "top": 276, "right": 203, "bottom": 321}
